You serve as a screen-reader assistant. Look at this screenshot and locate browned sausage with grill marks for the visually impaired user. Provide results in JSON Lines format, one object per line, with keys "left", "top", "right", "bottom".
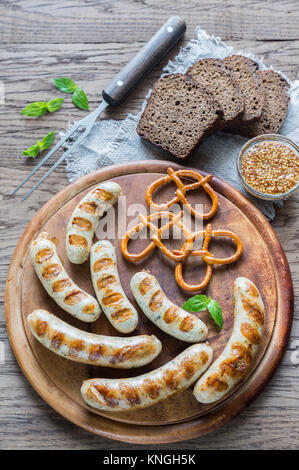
{"left": 81, "top": 343, "right": 213, "bottom": 411}
{"left": 193, "top": 277, "right": 265, "bottom": 403}
{"left": 66, "top": 181, "right": 121, "bottom": 264}
{"left": 91, "top": 240, "right": 138, "bottom": 333}
{"left": 27, "top": 309, "right": 162, "bottom": 369}
{"left": 31, "top": 232, "right": 100, "bottom": 322}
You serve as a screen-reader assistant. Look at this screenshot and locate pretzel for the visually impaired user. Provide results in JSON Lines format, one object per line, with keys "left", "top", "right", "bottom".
{"left": 121, "top": 212, "right": 243, "bottom": 291}
{"left": 121, "top": 168, "right": 243, "bottom": 292}
{"left": 175, "top": 224, "right": 244, "bottom": 292}
{"left": 145, "top": 168, "right": 218, "bottom": 220}
{"left": 121, "top": 211, "right": 191, "bottom": 263}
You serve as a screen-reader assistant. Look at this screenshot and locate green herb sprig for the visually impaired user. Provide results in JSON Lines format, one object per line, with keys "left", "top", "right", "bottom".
{"left": 22, "top": 131, "right": 55, "bottom": 158}
{"left": 182, "top": 295, "right": 223, "bottom": 330}
{"left": 21, "top": 98, "right": 64, "bottom": 117}
{"left": 52, "top": 77, "right": 89, "bottom": 110}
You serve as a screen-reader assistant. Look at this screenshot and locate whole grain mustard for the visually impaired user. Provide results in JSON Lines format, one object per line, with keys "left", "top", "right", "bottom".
{"left": 241, "top": 141, "right": 299, "bottom": 195}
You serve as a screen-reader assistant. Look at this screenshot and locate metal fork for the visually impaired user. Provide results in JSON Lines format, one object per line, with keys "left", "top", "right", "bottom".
{"left": 12, "top": 16, "right": 186, "bottom": 202}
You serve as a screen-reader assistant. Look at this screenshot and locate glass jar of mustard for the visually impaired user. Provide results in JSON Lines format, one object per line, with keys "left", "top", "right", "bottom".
{"left": 237, "top": 134, "right": 299, "bottom": 200}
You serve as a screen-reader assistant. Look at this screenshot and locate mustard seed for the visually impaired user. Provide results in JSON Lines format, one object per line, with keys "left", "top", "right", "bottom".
{"left": 241, "top": 141, "right": 299, "bottom": 195}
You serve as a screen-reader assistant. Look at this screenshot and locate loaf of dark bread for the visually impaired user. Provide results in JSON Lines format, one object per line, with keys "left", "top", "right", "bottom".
{"left": 222, "top": 55, "right": 264, "bottom": 123}
{"left": 136, "top": 74, "right": 222, "bottom": 159}
{"left": 236, "top": 70, "right": 290, "bottom": 137}
{"left": 187, "top": 58, "right": 244, "bottom": 126}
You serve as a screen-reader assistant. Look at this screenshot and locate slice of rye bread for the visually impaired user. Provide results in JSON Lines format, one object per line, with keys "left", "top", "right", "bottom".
{"left": 136, "top": 74, "right": 223, "bottom": 159}
{"left": 222, "top": 55, "right": 264, "bottom": 124}
{"left": 235, "top": 70, "right": 290, "bottom": 138}
{"left": 186, "top": 58, "right": 244, "bottom": 127}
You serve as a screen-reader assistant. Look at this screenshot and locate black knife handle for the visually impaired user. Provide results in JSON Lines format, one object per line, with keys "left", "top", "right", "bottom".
{"left": 102, "top": 16, "right": 186, "bottom": 106}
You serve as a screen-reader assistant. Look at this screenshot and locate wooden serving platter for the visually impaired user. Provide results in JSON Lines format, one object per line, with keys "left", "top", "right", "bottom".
{"left": 5, "top": 161, "right": 293, "bottom": 444}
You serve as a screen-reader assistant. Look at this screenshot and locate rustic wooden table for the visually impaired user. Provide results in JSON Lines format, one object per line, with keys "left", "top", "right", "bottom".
{"left": 0, "top": 1, "right": 298, "bottom": 450}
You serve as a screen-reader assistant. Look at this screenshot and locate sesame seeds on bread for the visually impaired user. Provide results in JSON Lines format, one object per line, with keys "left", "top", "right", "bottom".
{"left": 136, "top": 73, "right": 222, "bottom": 159}
{"left": 187, "top": 58, "right": 244, "bottom": 126}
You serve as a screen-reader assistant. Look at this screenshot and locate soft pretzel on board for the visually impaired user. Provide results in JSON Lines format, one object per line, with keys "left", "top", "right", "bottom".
{"left": 175, "top": 224, "right": 244, "bottom": 292}
{"left": 145, "top": 167, "right": 218, "bottom": 220}
{"left": 121, "top": 210, "right": 243, "bottom": 292}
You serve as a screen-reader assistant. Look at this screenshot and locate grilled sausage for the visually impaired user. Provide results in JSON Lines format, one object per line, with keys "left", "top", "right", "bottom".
{"left": 66, "top": 181, "right": 121, "bottom": 264}
{"left": 193, "top": 277, "right": 265, "bottom": 403}
{"left": 81, "top": 343, "right": 213, "bottom": 411}
{"left": 28, "top": 309, "right": 162, "bottom": 369}
{"left": 130, "top": 272, "right": 208, "bottom": 342}
{"left": 91, "top": 240, "right": 138, "bottom": 333}
{"left": 31, "top": 232, "right": 100, "bottom": 322}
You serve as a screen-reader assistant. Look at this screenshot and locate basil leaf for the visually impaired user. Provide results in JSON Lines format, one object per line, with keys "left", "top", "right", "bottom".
{"left": 52, "top": 77, "right": 77, "bottom": 93}
{"left": 21, "top": 102, "right": 48, "bottom": 117}
{"left": 52, "top": 77, "right": 89, "bottom": 111}
{"left": 182, "top": 294, "right": 210, "bottom": 312}
{"left": 22, "top": 98, "right": 64, "bottom": 117}
{"left": 22, "top": 131, "right": 55, "bottom": 158}
{"left": 207, "top": 300, "right": 223, "bottom": 330}
{"left": 72, "top": 87, "right": 89, "bottom": 110}
{"left": 182, "top": 294, "right": 223, "bottom": 330}
{"left": 39, "top": 131, "right": 55, "bottom": 150}
{"left": 22, "top": 144, "right": 40, "bottom": 158}
{"left": 47, "top": 97, "right": 64, "bottom": 112}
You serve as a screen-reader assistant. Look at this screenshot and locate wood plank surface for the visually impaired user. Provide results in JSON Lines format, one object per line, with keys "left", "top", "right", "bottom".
{"left": 0, "top": 0, "right": 298, "bottom": 450}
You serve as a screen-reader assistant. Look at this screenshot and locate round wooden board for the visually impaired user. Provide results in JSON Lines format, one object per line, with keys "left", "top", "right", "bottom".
{"left": 5, "top": 161, "right": 293, "bottom": 444}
